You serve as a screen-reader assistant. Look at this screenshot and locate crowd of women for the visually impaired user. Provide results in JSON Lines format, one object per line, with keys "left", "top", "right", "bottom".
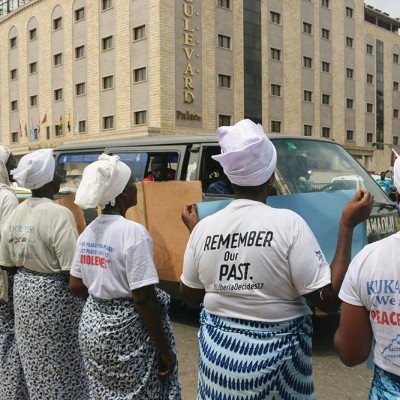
{"left": 0, "top": 117, "right": 399, "bottom": 400}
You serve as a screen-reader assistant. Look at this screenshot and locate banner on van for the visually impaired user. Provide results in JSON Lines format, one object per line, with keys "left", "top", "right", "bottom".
{"left": 197, "top": 190, "right": 367, "bottom": 263}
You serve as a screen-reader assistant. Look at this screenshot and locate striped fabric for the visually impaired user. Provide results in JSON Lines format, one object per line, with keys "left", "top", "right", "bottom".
{"left": 198, "top": 309, "right": 314, "bottom": 400}
{"left": 369, "top": 365, "right": 400, "bottom": 399}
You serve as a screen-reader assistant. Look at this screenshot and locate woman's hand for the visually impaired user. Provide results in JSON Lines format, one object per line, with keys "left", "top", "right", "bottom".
{"left": 181, "top": 203, "right": 200, "bottom": 233}
{"left": 340, "top": 189, "right": 373, "bottom": 228}
{"left": 158, "top": 350, "right": 176, "bottom": 378}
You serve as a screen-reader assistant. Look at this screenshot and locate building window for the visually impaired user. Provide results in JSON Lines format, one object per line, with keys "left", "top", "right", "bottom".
{"left": 321, "top": 28, "right": 330, "bottom": 40}
{"left": 10, "top": 100, "right": 18, "bottom": 111}
{"left": 54, "top": 88, "right": 63, "bottom": 101}
{"left": 346, "top": 68, "right": 354, "bottom": 79}
{"left": 30, "top": 95, "right": 38, "bottom": 107}
{"left": 394, "top": 136, "right": 399, "bottom": 145}
{"left": 321, "top": 0, "right": 330, "bottom": 8}
{"left": 271, "top": 84, "right": 281, "bottom": 96}
{"left": 218, "top": 34, "right": 231, "bottom": 49}
{"left": 102, "top": 75, "right": 114, "bottom": 90}
{"left": 54, "top": 53, "right": 63, "bottom": 66}
{"left": 29, "top": 62, "right": 37, "bottom": 74}
{"left": 366, "top": 132, "right": 373, "bottom": 143}
{"left": 304, "top": 90, "right": 313, "bottom": 102}
{"left": 346, "top": 37, "right": 353, "bottom": 47}
{"left": 322, "top": 127, "right": 330, "bottom": 138}
{"left": 133, "top": 25, "right": 146, "bottom": 41}
{"left": 367, "top": 74, "right": 373, "bottom": 84}
{"left": 218, "top": 74, "right": 231, "bottom": 88}
{"left": 271, "top": 121, "right": 281, "bottom": 133}
{"left": 134, "top": 111, "right": 146, "bottom": 125}
{"left": 53, "top": 17, "right": 62, "bottom": 30}
{"left": 304, "top": 125, "right": 312, "bottom": 136}
{"left": 322, "top": 61, "right": 330, "bottom": 72}
{"left": 303, "top": 56, "right": 312, "bottom": 68}
{"left": 217, "top": 0, "right": 231, "bottom": 8}
{"left": 367, "top": 103, "right": 373, "bottom": 113}
{"left": 102, "top": 36, "right": 113, "bottom": 51}
{"left": 366, "top": 44, "right": 373, "bottom": 54}
{"left": 75, "top": 45, "right": 85, "bottom": 59}
{"left": 394, "top": 53, "right": 399, "bottom": 64}
{"left": 11, "top": 131, "right": 18, "bottom": 143}
{"left": 303, "top": 22, "right": 312, "bottom": 34}
{"left": 75, "top": 82, "right": 86, "bottom": 96}
{"left": 78, "top": 120, "right": 86, "bottom": 133}
{"left": 29, "top": 28, "right": 37, "bottom": 40}
{"left": 270, "top": 11, "right": 281, "bottom": 24}
{"left": 346, "top": 99, "right": 354, "bottom": 109}
{"left": 346, "top": 130, "right": 354, "bottom": 140}
{"left": 101, "top": 0, "right": 113, "bottom": 11}
{"left": 394, "top": 81, "right": 399, "bottom": 91}
{"left": 346, "top": 7, "right": 353, "bottom": 18}
{"left": 10, "top": 69, "right": 17, "bottom": 80}
{"left": 103, "top": 115, "right": 114, "bottom": 129}
{"left": 394, "top": 109, "right": 399, "bottom": 118}
{"left": 322, "top": 94, "right": 330, "bottom": 105}
{"left": 75, "top": 7, "right": 85, "bottom": 21}
{"left": 9, "top": 36, "right": 17, "bottom": 48}
{"left": 134, "top": 67, "right": 146, "bottom": 82}
{"left": 218, "top": 114, "right": 231, "bottom": 126}
{"left": 271, "top": 48, "right": 281, "bottom": 61}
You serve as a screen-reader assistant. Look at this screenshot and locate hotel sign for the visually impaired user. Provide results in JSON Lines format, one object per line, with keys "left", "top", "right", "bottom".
{"left": 175, "top": 0, "right": 202, "bottom": 127}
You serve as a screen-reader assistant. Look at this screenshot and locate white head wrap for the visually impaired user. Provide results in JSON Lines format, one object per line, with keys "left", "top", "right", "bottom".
{"left": 11, "top": 149, "right": 55, "bottom": 190}
{"left": 393, "top": 156, "right": 400, "bottom": 193}
{"left": 0, "top": 146, "right": 11, "bottom": 185}
{"left": 74, "top": 154, "right": 132, "bottom": 209}
{"left": 212, "top": 119, "right": 277, "bottom": 186}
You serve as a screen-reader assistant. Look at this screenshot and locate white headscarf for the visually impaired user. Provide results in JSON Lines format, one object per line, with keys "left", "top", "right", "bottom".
{"left": 393, "top": 156, "right": 400, "bottom": 193}
{"left": 74, "top": 154, "right": 132, "bottom": 209}
{"left": 0, "top": 146, "right": 11, "bottom": 185}
{"left": 11, "top": 149, "right": 55, "bottom": 190}
{"left": 212, "top": 119, "right": 277, "bottom": 186}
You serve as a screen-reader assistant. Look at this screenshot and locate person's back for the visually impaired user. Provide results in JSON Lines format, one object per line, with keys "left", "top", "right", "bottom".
{"left": 376, "top": 172, "right": 391, "bottom": 195}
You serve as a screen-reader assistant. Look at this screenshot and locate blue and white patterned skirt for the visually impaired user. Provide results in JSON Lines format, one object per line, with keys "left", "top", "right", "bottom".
{"left": 0, "top": 271, "right": 28, "bottom": 400}
{"left": 369, "top": 365, "right": 400, "bottom": 399}
{"left": 79, "top": 288, "right": 181, "bottom": 399}
{"left": 14, "top": 267, "right": 89, "bottom": 400}
{"left": 198, "top": 309, "right": 314, "bottom": 400}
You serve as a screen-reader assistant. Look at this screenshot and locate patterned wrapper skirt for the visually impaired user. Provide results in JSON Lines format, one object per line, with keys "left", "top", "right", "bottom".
{"left": 13, "top": 267, "right": 89, "bottom": 400}
{"left": 0, "top": 272, "right": 28, "bottom": 400}
{"left": 198, "top": 309, "right": 314, "bottom": 400}
{"left": 369, "top": 365, "right": 400, "bottom": 399}
{"left": 79, "top": 288, "right": 181, "bottom": 400}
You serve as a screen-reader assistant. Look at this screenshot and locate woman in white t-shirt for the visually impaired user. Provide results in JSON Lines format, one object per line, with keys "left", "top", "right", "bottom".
{"left": 69, "top": 154, "right": 181, "bottom": 399}
{"left": 335, "top": 157, "right": 400, "bottom": 399}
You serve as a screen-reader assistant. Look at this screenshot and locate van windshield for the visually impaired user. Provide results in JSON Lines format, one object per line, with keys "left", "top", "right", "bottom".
{"left": 272, "top": 138, "right": 388, "bottom": 202}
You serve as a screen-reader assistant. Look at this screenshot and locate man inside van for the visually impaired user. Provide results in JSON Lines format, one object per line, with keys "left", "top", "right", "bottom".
{"left": 376, "top": 171, "right": 391, "bottom": 195}
{"left": 143, "top": 156, "right": 175, "bottom": 182}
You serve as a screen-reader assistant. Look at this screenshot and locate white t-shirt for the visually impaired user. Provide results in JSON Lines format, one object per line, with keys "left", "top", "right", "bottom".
{"left": 0, "top": 197, "right": 78, "bottom": 273}
{"left": 181, "top": 199, "right": 331, "bottom": 322}
{"left": 339, "top": 232, "right": 400, "bottom": 376}
{"left": 70, "top": 214, "right": 159, "bottom": 299}
{"left": 0, "top": 185, "right": 19, "bottom": 230}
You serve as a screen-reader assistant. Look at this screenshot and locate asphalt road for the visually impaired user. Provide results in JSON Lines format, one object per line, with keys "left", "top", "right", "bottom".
{"left": 170, "top": 301, "right": 373, "bottom": 400}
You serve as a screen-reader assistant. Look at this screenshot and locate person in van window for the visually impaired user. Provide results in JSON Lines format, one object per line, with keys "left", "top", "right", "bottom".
{"left": 143, "top": 156, "right": 175, "bottom": 182}
{"left": 69, "top": 154, "right": 181, "bottom": 399}
{"left": 0, "top": 146, "right": 29, "bottom": 399}
{"left": 376, "top": 171, "right": 391, "bottom": 195}
{"left": 334, "top": 156, "right": 400, "bottom": 399}
{"left": 180, "top": 119, "right": 373, "bottom": 400}
{"left": 206, "top": 165, "right": 233, "bottom": 195}
{"left": 0, "top": 149, "right": 89, "bottom": 399}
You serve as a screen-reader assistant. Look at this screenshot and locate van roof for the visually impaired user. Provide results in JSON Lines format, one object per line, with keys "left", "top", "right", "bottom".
{"left": 53, "top": 133, "right": 335, "bottom": 152}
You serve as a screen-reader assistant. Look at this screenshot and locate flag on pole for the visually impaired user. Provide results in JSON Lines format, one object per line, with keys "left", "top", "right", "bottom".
{"left": 30, "top": 123, "right": 35, "bottom": 141}
{"left": 74, "top": 115, "right": 79, "bottom": 135}
{"left": 41, "top": 113, "right": 47, "bottom": 125}
{"left": 18, "top": 122, "right": 23, "bottom": 138}
{"left": 37, "top": 117, "right": 41, "bottom": 136}
{"left": 59, "top": 115, "right": 63, "bottom": 135}
{"left": 67, "top": 113, "right": 72, "bottom": 132}
{"left": 24, "top": 123, "right": 28, "bottom": 137}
